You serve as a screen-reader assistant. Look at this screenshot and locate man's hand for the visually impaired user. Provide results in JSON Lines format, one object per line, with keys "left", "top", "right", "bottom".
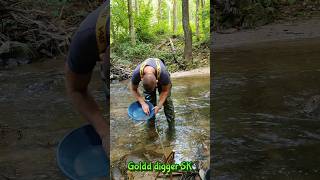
{"left": 65, "top": 63, "right": 109, "bottom": 157}
{"left": 95, "top": 122, "right": 109, "bottom": 157}
{"left": 131, "top": 83, "right": 150, "bottom": 115}
{"left": 157, "top": 84, "right": 170, "bottom": 114}
{"left": 154, "top": 106, "right": 162, "bottom": 114}
{"left": 141, "top": 102, "right": 150, "bottom": 116}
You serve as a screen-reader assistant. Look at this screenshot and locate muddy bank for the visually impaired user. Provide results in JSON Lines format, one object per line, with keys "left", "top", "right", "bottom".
{"left": 213, "top": 17, "right": 320, "bottom": 50}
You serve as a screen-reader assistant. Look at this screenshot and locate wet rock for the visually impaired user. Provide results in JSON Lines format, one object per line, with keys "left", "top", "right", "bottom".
{"left": 303, "top": 95, "right": 320, "bottom": 118}
{"left": 26, "top": 81, "right": 51, "bottom": 92}
{"left": 199, "top": 169, "right": 206, "bottom": 180}
{"left": 37, "top": 174, "right": 49, "bottom": 179}
{"left": 3, "top": 58, "right": 32, "bottom": 69}
{"left": 125, "top": 154, "right": 145, "bottom": 165}
{"left": 111, "top": 166, "right": 124, "bottom": 180}
{"left": 5, "top": 58, "right": 19, "bottom": 68}
{"left": 112, "top": 149, "right": 165, "bottom": 179}
{"left": 25, "top": 79, "right": 59, "bottom": 94}
{"left": 110, "top": 64, "right": 131, "bottom": 81}
{"left": 110, "top": 74, "right": 119, "bottom": 80}
{"left": 16, "top": 58, "right": 32, "bottom": 65}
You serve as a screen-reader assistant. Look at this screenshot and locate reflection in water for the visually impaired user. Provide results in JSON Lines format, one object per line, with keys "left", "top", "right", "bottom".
{"left": 165, "top": 124, "right": 176, "bottom": 142}
{"left": 213, "top": 38, "right": 320, "bottom": 179}
{"left": 110, "top": 76, "right": 210, "bottom": 177}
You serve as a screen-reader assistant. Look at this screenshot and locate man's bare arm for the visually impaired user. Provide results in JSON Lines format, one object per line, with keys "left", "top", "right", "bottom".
{"left": 131, "top": 83, "right": 145, "bottom": 104}
{"left": 130, "top": 83, "right": 150, "bottom": 115}
{"left": 65, "top": 63, "right": 108, "bottom": 138}
{"left": 155, "top": 84, "right": 170, "bottom": 113}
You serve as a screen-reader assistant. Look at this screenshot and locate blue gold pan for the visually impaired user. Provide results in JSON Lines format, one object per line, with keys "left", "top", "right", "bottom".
{"left": 128, "top": 101, "right": 155, "bottom": 121}
{"left": 57, "top": 124, "right": 109, "bottom": 180}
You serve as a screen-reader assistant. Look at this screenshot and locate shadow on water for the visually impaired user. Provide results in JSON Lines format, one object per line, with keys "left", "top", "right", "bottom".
{"left": 110, "top": 76, "right": 210, "bottom": 178}
{"left": 213, "top": 38, "right": 320, "bottom": 179}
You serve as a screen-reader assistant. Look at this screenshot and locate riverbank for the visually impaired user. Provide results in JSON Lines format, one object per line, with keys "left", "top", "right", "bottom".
{"left": 113, "top": 16, "right": 320, "bottom": 81}
{"left": 170, "top": 67, "right": 210, "bottom": 78}
{"left": 213, "top": 16, "right": 320, "bottom": 50}
{"left": 147, "top": 17, "right": 320, "bottom": 79}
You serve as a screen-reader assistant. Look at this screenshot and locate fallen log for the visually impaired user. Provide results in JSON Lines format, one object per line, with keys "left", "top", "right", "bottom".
{"left": 156, "top": 39, "right": 169, "bottom": 50}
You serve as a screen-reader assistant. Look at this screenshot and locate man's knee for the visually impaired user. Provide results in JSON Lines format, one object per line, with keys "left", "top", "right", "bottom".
{"left": 164, "top": 103, "right": 175, "bottom": 121}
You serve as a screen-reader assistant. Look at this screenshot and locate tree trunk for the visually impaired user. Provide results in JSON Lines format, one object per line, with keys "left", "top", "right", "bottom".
{"left": 172, "top": 0, "right": 177, "bottom": 35}
{"left": 135, "top": 0, "right": 139, "bottom": 16}
{"left": 201, "top": 0, "right": 205, "bottom": 33}
{"left": 196, "top": 0, "right": 200, "bottom": 41}
{"left": 168, "top": 5, "right": 171, "bottom": 31}
{"left": 182, "top": 0, "right": 192, "bottom": 62}
{"left": 128, "top": 0, "right": 136, "bottom": 45}
{"left": 157, "top": 0, "right": 162, "bottom": 23}
{"left": 111, "top": 19, "right": 116, "bottom": 42}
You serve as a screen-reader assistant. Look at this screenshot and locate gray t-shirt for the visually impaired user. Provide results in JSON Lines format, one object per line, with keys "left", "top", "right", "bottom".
{"left": 131, "top": 58, "right": 171, "bottom": 86}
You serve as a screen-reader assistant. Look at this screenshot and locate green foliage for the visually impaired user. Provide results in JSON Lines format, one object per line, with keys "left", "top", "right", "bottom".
{"left": 201, "top": 1, "right": 210, "bottom": 37}
{"left": 241, "top": 1, "right": 277, "bottom": 28}
{"left": 151, "top": 20, "right": 170, "bottom": 36}
{"left": 288, "top": 0, "right": 297, "bottom": 5}
{"left": 112, "top": 41, "right": 153, "bottom": 63}
{"left": 111, "top": 0, "right": 210, "bottom": 42}
{"left": 111, "top": 0, "right": 129, "bottom": 42}
{"left": 135, "top": 1, "right": 154, "bottom": 42}
{"left": 111, "top": 0, "right": 210, "bottom": 72}
{"left": 46, "top": 0, "right": 68, "bottom": 5}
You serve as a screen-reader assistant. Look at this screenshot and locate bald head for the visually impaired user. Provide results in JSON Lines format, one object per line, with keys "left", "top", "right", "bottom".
{"left": 142, "top": 73, "right": 156, "bottom": 92}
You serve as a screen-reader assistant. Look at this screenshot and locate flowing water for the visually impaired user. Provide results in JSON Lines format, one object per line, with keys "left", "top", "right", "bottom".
{"left": 110, "top": 76, "right": 210, "bottom": 179}
{"left": 0, "top": 59, "right": 94, "bottom": 179}
{"left": 213, "top": 38, "right": 320, "bottom": 179}
{"left": 0, "top": 58, "right": 210, "bottom": 179}
{"left": 5, "top": 36, "right": 319, "bottom": 180}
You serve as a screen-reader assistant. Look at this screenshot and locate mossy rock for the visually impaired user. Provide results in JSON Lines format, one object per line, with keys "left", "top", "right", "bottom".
{"left": 304, "top": 95, "right": 320, "bottom": 118}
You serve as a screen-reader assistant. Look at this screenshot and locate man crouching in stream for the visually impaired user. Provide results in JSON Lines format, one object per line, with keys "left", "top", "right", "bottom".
{"left": 131, "top": 58, "right": 175, "bottom": 128}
